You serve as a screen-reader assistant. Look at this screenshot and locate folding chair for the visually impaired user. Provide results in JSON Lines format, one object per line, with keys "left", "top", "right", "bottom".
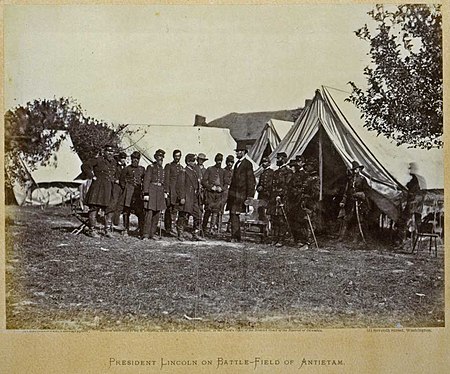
{"left": 242, "top": 198, "right": 269, "bottom": 242}
{"left": 411, "top": 199, "right": 442, "bottom": 257}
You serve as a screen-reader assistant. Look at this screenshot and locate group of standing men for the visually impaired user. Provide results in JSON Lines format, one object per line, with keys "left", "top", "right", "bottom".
{"left": 256, "top": 152, "right": 321, "bottom": 247}
{"left": 80, "top": 142, "right": 254, "bottom": 242}
{"left": 81, "top": 142, "right": 373, "bottom": 245}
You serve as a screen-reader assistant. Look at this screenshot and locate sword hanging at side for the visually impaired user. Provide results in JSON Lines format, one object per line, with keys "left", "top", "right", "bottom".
{"left": 355, "top": 200, "right": 366, "bottom": 243}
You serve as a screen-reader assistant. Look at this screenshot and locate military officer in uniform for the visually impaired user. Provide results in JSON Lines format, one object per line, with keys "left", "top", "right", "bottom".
{"left": 202, "top": 153, "right": 225, "bottom": 235}
{"left": 339, "top": 160, "right": 371, "bottom": 242}
{"left": 119, "top": 151, "right": 145, "bottom": 237}
{"left": 194, "top": 152, "right": 208, "bottom": 233}
{"left": 164, "top": 149, "right": 183, "bottom": 236}
{"left": 176, "top": 153, "right": 204, "bottom": 241}
{"left": 268, "top": 152, "right": 293, "bottom": 246}
{"left": 222, "top": 155, "right": 235, "bottom": 232}
{"left": 81, "top": 144, "right": 118, "bottom": 238}
{"left": 109, "top": 151, "right": 127, "bottom": 230}
{"left": 256, "top": 156, "right": 273, "bottom": 221}
{"left": 142, "top": 149, "right": 167, "bottom": 240}
{"left": 195, "top": 153, "right": 208, "bottom": 179}
{"left": 286, "top": 156, "right": 310, "bottom": 246}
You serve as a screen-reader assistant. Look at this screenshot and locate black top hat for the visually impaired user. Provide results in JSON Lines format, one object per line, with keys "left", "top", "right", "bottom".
{"left": 235, "top": 140, "right": 248, "bottom": 152}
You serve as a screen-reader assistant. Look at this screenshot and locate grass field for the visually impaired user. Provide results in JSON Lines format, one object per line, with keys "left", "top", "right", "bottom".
{"left": 5, "top": 206, "right": 445, "bottom": 331}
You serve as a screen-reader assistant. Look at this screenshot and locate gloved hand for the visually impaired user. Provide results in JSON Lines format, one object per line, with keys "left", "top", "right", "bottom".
{"left": 180, "top": 198, "right": 186, "bottom": 205}
{"left": 143, "top": 195, "right": 149, "bottom": 201}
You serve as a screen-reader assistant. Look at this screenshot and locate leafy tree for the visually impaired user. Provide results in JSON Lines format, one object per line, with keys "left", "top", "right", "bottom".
{"left": 4, "top": 97, "right": 124, "bottom": 187}
{"left": 347, "top": 4, "right": 442, "bottom": 149}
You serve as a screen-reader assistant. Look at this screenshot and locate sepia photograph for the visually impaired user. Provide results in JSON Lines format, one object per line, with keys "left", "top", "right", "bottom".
{"left": 3, "top": 3, "right": 448, "bottom": 373}
{"left": 3, "top": 2, "right": 444, "bottom": 340}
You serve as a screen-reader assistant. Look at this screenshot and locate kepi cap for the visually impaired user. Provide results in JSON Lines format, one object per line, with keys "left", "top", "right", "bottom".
{"left": 154, "top": 149, "right": 165, "bottom": 158}
{"left": 351, "top": 160, "right": 364, "bottom": 170}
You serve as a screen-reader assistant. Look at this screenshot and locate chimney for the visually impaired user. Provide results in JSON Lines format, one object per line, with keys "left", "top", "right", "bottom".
{"left": 194, "top": 114, "right": 206, "bottom": 127}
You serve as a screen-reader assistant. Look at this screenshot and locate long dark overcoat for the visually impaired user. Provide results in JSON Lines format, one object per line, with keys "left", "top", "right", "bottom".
{"left": 222, "top": 167, "right": 233, "bottom": 208}
{"left": 81, "top": 156, "right": 117, "bottom": 207}
{"left": 120, "top": 164, "right": 145, "bottom": 208}
{"left": 202, "top": 165, "right": 225, "bottom": 212}
{"left": 226, "top": 158, "right": 256, "bottom": 213}
{"left": 164, "top": 162, "right": 183, "bottom": 205}
{"left": 176, "top": 166, "right": 201, "bottom": 216}
{"left": 142, "top": 163, "right": 166, "bottom": 211}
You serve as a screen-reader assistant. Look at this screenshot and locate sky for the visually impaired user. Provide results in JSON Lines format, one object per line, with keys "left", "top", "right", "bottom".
{"left": 5, "top": 4, "right": 374, "bottom": 125}
{"left": 4, "top": 4, "right": 444, "bottom": 187}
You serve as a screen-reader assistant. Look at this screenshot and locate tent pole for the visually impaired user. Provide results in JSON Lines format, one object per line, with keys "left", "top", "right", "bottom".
{"left": 318, "top": 127, "right": 323, "bottom": 201}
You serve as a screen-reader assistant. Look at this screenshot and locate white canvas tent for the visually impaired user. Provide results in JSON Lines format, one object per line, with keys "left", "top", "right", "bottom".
{"left": 248, "top": 119, "right": 294, "bottom": 165}
{"left": 12, "top": 131, "right": 83, "bottom": 206}
{"left": 260, "top": 86, "right": 444, "bottom": 221}
{"left": 121, "top": 125, "right": 239, "bottom": 168}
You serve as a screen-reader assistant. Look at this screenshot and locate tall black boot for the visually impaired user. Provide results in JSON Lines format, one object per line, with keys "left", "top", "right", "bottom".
{"left": 123, "top": 214, "right": 130, "bottom": 236}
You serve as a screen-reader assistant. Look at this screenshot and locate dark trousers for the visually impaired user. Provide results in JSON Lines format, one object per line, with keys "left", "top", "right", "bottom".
{"left": 230, "top": 212, "right": 241, "bottom": 240}
{"left": 88, "top": 206, "right": 113, "bottom": 231}
{"left": 177, "top": 211, "right": 200, "bottom": 231}
{"left": 272, "top": 214, "right": 288, "bottom": 242}
{"left": 164, "top": 204, "right": 177, "bottom": 232}
{"left": 143, "top": 209, "right": 161, "bottom": 238}
{"left": 123, "top": 206, "right": 144, "bottom": 235}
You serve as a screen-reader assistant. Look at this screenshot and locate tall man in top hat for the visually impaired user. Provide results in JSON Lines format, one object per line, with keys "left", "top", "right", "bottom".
{"left": 142, "top": 149, "right": 167, "bottom": 240}
{"left": 339, "top": 160, "right": 370, "bottom": 242}
{"left": 164, "top": 149, "right": 183, "bottom": 236}
{"left": 202, "top": 153, "right": 225, "bottom": 235}
{"left": 226, "top": 141, "right": 256, "bottom": 242}
{"left": 81, "top": 144, "right": 119, "bottom": 238}
{"left": 119, "top": 151, "right": 145, "bottom": 237}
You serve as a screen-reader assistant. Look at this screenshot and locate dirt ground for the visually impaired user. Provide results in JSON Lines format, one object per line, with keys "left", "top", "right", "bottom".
{"left": 5, "top": 206, "right": 445, "bottom": 331}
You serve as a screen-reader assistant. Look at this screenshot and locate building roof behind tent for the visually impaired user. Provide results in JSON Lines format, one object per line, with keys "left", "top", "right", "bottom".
{"left": 202, "top": 108, "right": 302, "bottom": 142}
{"left": 324, "top": 86, "right": 444, "bottom": 189}
{"left": 22, "top": 131, "right": 83, "bottom": 184}
{"left": 121, "top": 125, "right": 237, "bottom": 168}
